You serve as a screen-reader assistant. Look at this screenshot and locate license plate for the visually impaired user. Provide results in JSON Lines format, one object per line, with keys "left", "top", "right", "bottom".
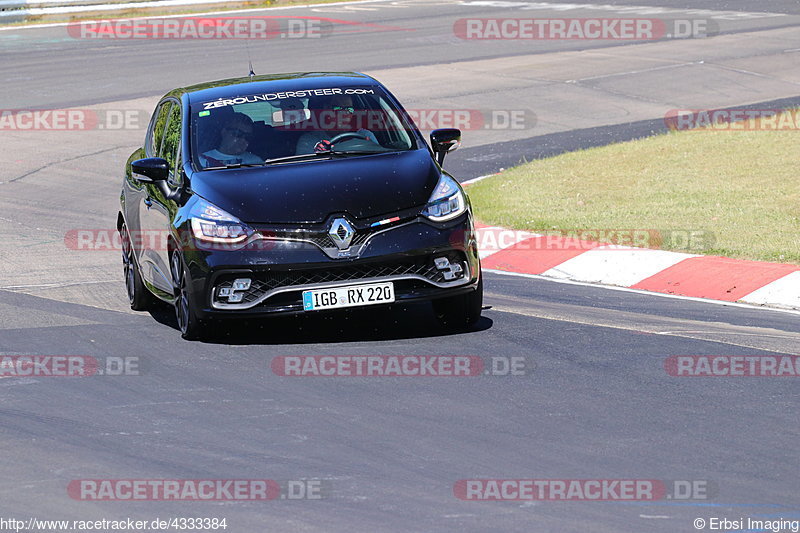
{"left": 302, "top": 282, "right": 395, "bottom": 311}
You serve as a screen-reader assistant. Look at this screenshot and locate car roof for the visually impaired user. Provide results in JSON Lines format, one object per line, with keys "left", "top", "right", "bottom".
{"left": 168, "top": 72, "right": 381, "bottom": 104}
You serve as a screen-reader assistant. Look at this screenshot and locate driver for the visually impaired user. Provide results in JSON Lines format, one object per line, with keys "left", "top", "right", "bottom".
{"left": 200, "top": 113, "right": 262, "bottom": 167}
{"left": 295, "top": 94, "right": 378, "bottom": 155}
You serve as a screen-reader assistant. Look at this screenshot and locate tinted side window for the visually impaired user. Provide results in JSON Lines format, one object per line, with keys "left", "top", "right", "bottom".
{"left": 148, "top": 101, "right": 172, "bottom": 157}
{"left": 159, "top": 104, "right": 182, "bottom": 184}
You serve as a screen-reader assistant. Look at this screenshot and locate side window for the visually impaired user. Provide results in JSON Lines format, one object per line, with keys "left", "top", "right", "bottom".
{"left": 159, "top": 104, "right": 182, "bottom": 185}
{"left": 148, "top": 101, "right": 172, "bottom": 157}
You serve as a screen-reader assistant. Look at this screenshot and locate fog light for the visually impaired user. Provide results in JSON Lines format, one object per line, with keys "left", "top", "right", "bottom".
{"left": 434, "top": 256, "right": 464, "bottom": 281}
{"left": 434, "top": 257, "right": 451, "bottom": 269}
{"left": 216, "top": 278, "right": 252, "bottom": 304}
{"left": 232, "top": 278, "right": 251, "bottom": 291}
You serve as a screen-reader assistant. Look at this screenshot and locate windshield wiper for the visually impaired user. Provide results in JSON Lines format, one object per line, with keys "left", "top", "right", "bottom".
{"left": 245, "top": 151, "right": 379, "bottom": 164}
{"left": 204, "top": 154, "right": 329, "bottom": 170}
{"left": 203, "top": 162, "right": 268, "bottom": 170}
{"left": 329, "top": 149, "right": 396, "bottom": 156}
{"left": 262, "top": 153, "right": 332, "bottom": 165}
{"left": 203, "top": 151, "right": 389, "bottom": 170}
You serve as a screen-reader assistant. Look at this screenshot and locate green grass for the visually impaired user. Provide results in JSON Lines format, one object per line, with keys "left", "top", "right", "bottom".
{"left": 467, "top": 115, "right": 800, "bottom": 264}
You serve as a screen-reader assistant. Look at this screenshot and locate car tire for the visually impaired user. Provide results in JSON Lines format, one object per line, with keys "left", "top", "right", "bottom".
{"left": 433, "top": 276, "right": 483, "bottom": 329}
{"left": 121, "top": 222, "right": 155, "bottom": 311}
{"left": 171, "top": 252, "right": 207, "bottom": 341}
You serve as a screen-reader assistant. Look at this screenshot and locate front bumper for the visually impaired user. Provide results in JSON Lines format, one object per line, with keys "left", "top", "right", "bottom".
{"left": 181, "top": 214, "right": 480, "bottom": 318}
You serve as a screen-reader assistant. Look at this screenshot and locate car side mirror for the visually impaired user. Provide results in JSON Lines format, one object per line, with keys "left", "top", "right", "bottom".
{"left": 131, "top": 158, "right": 169, "bottom": 183}
{"left": 430, "top": 129, "right": 461, "bottom": 166}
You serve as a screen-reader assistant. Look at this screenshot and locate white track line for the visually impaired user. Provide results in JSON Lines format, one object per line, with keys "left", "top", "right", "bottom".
{"left": 462, "top": 173, "right": 496, "bottom": 186}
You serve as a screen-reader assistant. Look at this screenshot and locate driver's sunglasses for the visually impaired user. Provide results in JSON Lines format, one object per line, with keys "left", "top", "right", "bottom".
{"left": 224, "top": 126, "right": 251, "bottom": 139}
{"left": 331, "top": 105, "right": 355, "bottom": 113}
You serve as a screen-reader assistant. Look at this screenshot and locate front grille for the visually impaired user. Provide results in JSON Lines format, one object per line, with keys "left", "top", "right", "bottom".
{"left": 212, "top": 253, "right": 466, "bottom": 307}
{"left": 259, "top": 225, "right": 381, "bottom": 251}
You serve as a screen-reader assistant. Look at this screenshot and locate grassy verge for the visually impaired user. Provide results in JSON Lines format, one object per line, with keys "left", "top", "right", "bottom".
{"left": 468, "top": 111, "right": 800, "bottom": 264}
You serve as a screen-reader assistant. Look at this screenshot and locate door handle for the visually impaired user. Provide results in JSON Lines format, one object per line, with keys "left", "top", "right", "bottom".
{"left": 144, "top": 197, "right": 153, "bottom": 209}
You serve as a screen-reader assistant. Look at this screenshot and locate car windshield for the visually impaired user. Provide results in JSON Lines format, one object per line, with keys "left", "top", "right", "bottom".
{"left": 190, "top": 86, "right": 416, "bottom": 170}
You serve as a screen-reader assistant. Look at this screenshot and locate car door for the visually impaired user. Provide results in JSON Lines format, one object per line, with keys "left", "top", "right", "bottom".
{"left": 138, "top": 99, "right": 178, "bottom": 294}
{"left": 133, "top": 100, "right": 171, "bottom": 288}
{"left": 152, "top": 101, "right": 184, "bottom": 289}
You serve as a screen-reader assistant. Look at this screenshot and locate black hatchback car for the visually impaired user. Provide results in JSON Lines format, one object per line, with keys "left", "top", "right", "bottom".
{"left": 118, "top": 72, "right": 481, "bottom": 339}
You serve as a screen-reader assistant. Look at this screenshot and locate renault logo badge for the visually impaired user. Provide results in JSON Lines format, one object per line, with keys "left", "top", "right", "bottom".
{"left": 329, "top": 218, "right": 354, "bottom": 250}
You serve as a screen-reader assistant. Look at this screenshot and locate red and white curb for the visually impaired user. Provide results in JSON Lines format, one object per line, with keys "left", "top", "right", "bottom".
{"left": 475, "top": 224, "right": 800, "bottom": 311}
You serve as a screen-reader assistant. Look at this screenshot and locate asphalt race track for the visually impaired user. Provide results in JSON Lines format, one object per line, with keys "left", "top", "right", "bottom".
{"left": 1, "top": 1, "right": 799, "bottom": 531}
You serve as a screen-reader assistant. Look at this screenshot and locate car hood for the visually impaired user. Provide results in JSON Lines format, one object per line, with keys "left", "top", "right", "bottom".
{"left": 191, "top": 150, "right": 439, "bottom": 224}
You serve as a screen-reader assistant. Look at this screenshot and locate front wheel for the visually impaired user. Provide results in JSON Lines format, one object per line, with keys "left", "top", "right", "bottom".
{"left": 433, "top": 277, "right": 483, "bottom": 329}
{"left": 171, "top": 252, "right": 206, "bottom": 341}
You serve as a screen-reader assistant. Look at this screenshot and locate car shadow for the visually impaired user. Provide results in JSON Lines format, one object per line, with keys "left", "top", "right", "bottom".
{"left": 148, "top": 302, "right": 493, "bottom": 345}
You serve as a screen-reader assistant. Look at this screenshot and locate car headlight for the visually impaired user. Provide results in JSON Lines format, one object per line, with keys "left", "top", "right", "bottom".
{"left": 422, "top": 174, "right": 467, "bottom": 222}
{"left": 189, "top": 197, "right": 253, "bottom": 244}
